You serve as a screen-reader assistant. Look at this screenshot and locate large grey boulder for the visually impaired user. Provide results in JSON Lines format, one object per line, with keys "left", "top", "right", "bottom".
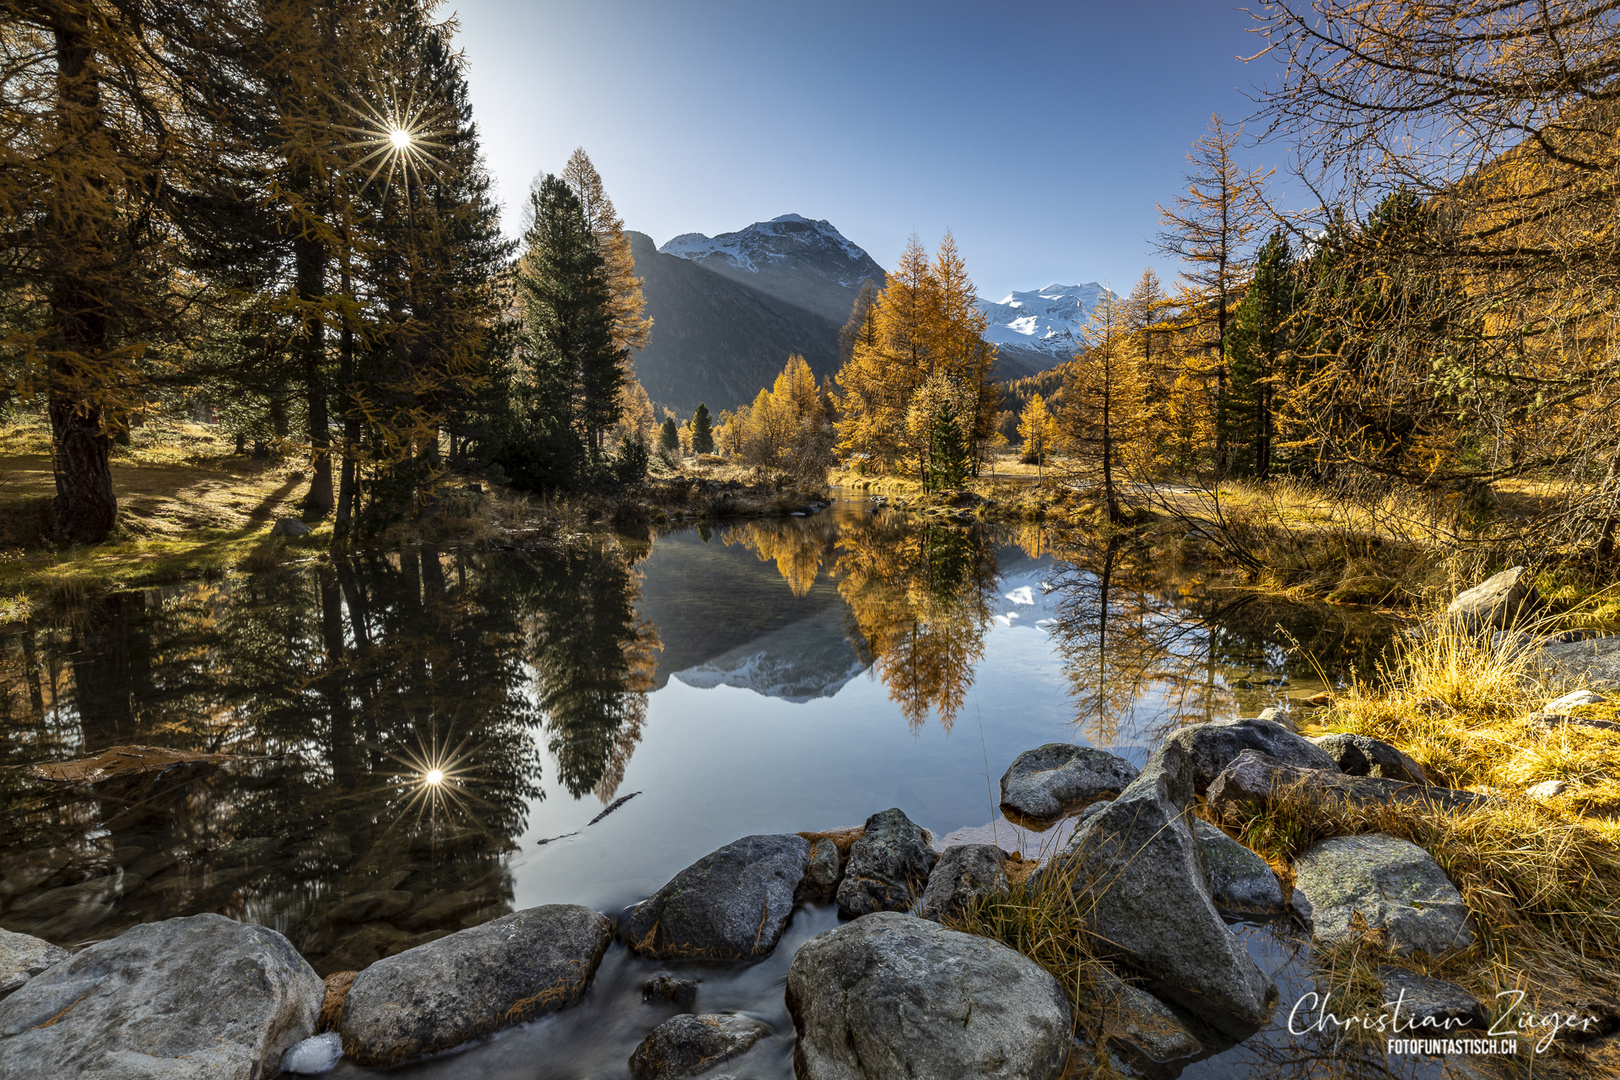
{"left": 270, "top": 517, "right": 312, "bottom": 538}
{"left": 1537, "top": 635, "right": 1620, "bottom": 689}
{"left": 1192, "top": 820, "right": 1285, "bottom": 916}
{"left": 786, "top": 911, "right": 1072, "bottom": 1080}
{"left": 998, "top": 744, "right": 1139, "bottom": 826}
{"left": 1291, "top": 835, "right": 1472, "bottom": 956}
{"left": 1055, "top": 742, "right": 1276, "bottom": 1033}
{"left": 1376, "top": 966, "right": 1489, "bottom": 1032}
{"left": 1445, "top": 566, "right": 1539, "bottom": 632}
{"left": 836, "top": 809, "right": 937, "bottom": 918}
{"left": 628, "top": 1013, "right": 773, "bottom": 1080}
{"left": 1165, "top": 718, "right": 1338, "bottom": 791}
{"left": 1311, "top": 733, "right": 1428, "bottom": 784}
{"left": 920, "top": 843, "right": 1007, "bottom": 921}
{"left": 0, "top": 913, "right": 322, "bottom": 1080}
{"left": 1207, "top": 750, "right": 1490, "bottom": 817}
{"left": 625, "top": 834, "right": 808, "bottom": 961}
{"left": 0, "top": 928, "right": 68, "bottom": 1001}
{"left": 339, "top": 904, "right": 610, "bottom": 1066}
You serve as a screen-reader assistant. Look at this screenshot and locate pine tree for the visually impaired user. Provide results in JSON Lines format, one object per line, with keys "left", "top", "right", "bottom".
{"left": 1156, "top": 115, "right": 1271, "bottom": 476}
{"left": 1226, "top": 231, "right": 1297, "bottom": 480}
{"left": 691, "top": 402, "right": 714, "bottom": 454}
{"left": 658, "top": 417, "right": 679, "bottom": 454}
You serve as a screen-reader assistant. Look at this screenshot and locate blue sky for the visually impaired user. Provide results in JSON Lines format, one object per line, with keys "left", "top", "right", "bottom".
{"left": 451, "top": 1, "right": 1281, "bottom": 299}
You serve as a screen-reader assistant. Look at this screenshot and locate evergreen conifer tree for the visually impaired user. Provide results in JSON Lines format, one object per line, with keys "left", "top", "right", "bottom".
{"left": 659, "top": 417, "right": 679, "bottom": 454}
{"left": 691, "top": 403, "right": 714, "bottom": 454}
{"left": 1226, "top": 231, "right": 1297, "bottom": 479}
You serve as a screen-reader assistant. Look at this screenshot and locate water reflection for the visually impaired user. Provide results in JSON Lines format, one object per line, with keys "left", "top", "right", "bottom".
{"left": 0, "top": 508, "right": 1397, "bottom": 985}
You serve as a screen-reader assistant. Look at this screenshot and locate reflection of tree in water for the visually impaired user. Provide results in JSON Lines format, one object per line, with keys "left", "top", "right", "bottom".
{"left": 720, "top": 516, "right": 839, "bottom": 597}
{"left": 834, "top": 517, "right": 999, "bottom": 730}
{"left": 520, "top": 542, "right": 661, "bottom": 802}
{"left": 0, "top": 543, "right": 658, "bottom": 974}
{"left": 1044, "top": 531, "right": 1399, "bottom": 746}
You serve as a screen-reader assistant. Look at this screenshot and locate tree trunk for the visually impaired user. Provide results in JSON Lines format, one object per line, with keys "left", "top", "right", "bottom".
{"left": 47, "top": 18, "right": 117, "bottom": 544}
{"left": 297, "top": 227, "right": 333, "bottom": 512}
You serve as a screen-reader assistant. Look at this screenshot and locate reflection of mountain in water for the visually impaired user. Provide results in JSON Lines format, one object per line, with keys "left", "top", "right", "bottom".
{"left": 634, "top": 527, "right": 870, "bottom": 701}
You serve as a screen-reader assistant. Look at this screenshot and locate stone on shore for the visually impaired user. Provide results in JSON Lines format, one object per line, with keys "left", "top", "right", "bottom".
{"left": 786, "top": 911, "right": 1072, "bottom": 1080}
{"left": 339, "top": 904, "right": 610, "bottom": 1066}
{"left": 920, "top": 843, "right": 1007, "bottom": 921}
{"left": 1537, "top": 634, "right": 1620, "bottom": 689}
{"left": 1375, "top": 966, "right": 1489, "bottom": 1033}
{"left": 628, "top": 1013, "right": 773, "bottom": 1080}
{"left": 1097, "top": 969, "right": 1203, "bottom": 1064}
{"left": 998, "top": 744, "right": 1139, "bottom": 826}
{"left": 1445, "top": 566, "right": 1539, "bottom": 633}
{"left": 803, "top": 836, "right": 843, "bottom": 899}
{"left": 644, "top": 973, "right": 698, "bottom": 1006}
{"left": 625, "top": 835, "right": 808, "bottom": 961}
{"left": 1311, "top": 732, "right": 1429, "bottom": 785}
{"left": 0, "top": 928, "right": 68, "bottom": 1001}
{"left": 836, "top": 809, "right": 937, "bottom": 918}
{"left": 1290, "top": 835, "right": 1472, "bottom": 956}
{"left": 1165, "top": 718, "right": 1338, "bottom": 792}
{"left": 0, "top": 913, "right": 322, "bottom": 1080}
{"left": 1055, "top": 742, "right": 1276, "bottom": 1033}
{"left": 1207, "top": 750, "right": 1491, "bottom": 818}
{"left": 1192, "top": 820, "right": 1285, "bottom": 916}
{"left": 271, "top": 517, "right": 312, "bottom": 537}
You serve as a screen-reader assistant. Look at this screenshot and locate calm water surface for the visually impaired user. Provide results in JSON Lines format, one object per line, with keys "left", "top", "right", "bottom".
{"left": 0, "top": 494, "right": 1419, "bottom": 1078}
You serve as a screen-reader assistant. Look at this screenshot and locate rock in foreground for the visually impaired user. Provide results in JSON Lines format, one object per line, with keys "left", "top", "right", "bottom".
{"left": 628, "top": 1013, "right": 773, "bottom": 1080}
{"left": 998, "top": 744, "right": 1139, "bottom": 826}
{"left": 787, "top": 911, "right": 1072, "bottom": 1080}
{"left": 1446, "top": 566, "right": 1538, "bottom": 632}
{"left": 1291, "top": 835, "right": 1472, "bottom": 956}
{"left": 1311, "top": 732, "right": 1428, "bottom": 785}
{"left": 0, "top": 928, "right": 68, "bottom": 1001}
{"left": 625, "top": 834, "right": 808, "bottom": 961}
{"left": 836, "top": 809, "right": 936, "bottom": 918}
{"left": 0, "top": 913, "right": 322, "bottom": 1080}
{"left": 1056, "top": 742, "right": 1276, "bottom": 1033}
{"left": 1207, "top": 750, "right": 1490, "bottom": 817}
{"left": 1165, "top": 718, "right": 1338, "bottom": 791}
{"left": 1376, "top": 966, "right": 1489, "bottom": 1033}
{"left": 340, "top": 904, "right": 610, "bottom": 1066}
{"left": 1192, "top": 820, "right": 1285, "bottom": 916}
{"left": 920, "top": 843, "right": 1007, "bottom": 921}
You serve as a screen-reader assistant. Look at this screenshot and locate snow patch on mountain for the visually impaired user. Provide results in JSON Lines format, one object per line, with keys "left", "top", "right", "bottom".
{"left": 977, "top": 283, "right": 1113, "bottom": 361}
{"left": 658, "top": 215, "right": 881, "bottom": 288}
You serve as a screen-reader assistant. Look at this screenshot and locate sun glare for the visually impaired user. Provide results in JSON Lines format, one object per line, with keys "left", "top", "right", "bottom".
{"left": 424, "top": 768, "right": 444, "bottom": 786}
{"left": 389, "top": 127, "right": 412, "bottom": 150}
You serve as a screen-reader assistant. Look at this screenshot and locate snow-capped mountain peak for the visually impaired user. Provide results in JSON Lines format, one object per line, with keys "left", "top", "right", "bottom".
{"left": 978, "top": 282, "right": 1113, "bottom": 361}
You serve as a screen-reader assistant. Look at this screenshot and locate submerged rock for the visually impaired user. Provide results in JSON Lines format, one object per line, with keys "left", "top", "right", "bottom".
{"left": 1054, "top": 742, "right": 1276, "bottom": 1034}
{"left": 339, "top": 904, "right": 610, "bottom": 1066}
{"left": 1311, "top": 733, "right": 1428, "bottom": 784}
{"left": 786, "top": 911, "right": 1072, "bottom": 1080}
{"left": 0, "top": 928, "right": 68, "bottom": 1001}
{"left": 1446, "top": 566, "right": 1539, "bottom": 632}
{"left": 0, "top": 913, "right": 322, "bottom": 1080}
{"left": 998, "top": 744, "right": 1139, "bottom": 826}
{"left": 836, "top": 809, "right": 937, "bottom": 918}
{"left": 644, "top": 973, "right": 698, "bottom": 1007}
{"left": 1376, "top": 966, "right": 1489, "bottom": 1033}
{"left": 1192, "top": 820, "right": 1285, "bottom": 916}
{"left": 1207, "top": 750, "right": 1490, "bottom": 816}
{"left": 625, "top": 834, "right": 808, "bottom": 961}
{"left": 920, "top": 843, "right": 1007, "bottom": 921}
{"left": 628, "top": 1013, "right": 773, "bottom": 1080}
{"left": 1165, "top": 718, "right": 1338, "bottom": 791}
{"left": 1291, "top": 834, "right": 1472, "bottom": 956}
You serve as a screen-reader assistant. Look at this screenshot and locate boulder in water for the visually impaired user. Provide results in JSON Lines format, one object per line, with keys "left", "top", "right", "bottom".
{"left": 836, "top": 809, "right": 936, "bottom": 918}
{"left": 628, "top": 1013, "right": 773, "bottom": 1080}
{"left": 998, "top": 744, "right": 1139, "bottom": 826}
{"left": 624, "top": 834, "right": 808, "bottom": 961}
{"left": 1165, "top": 718, "right": 1338, "bottom": 791}
{"left": 0, "top": 928, "right": 68, "bottom": 1001}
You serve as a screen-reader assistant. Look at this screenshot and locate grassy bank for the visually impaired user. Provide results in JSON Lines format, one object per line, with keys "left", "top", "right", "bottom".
{"left": 0, "top": 420, "right": 831, "bottom": 620}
